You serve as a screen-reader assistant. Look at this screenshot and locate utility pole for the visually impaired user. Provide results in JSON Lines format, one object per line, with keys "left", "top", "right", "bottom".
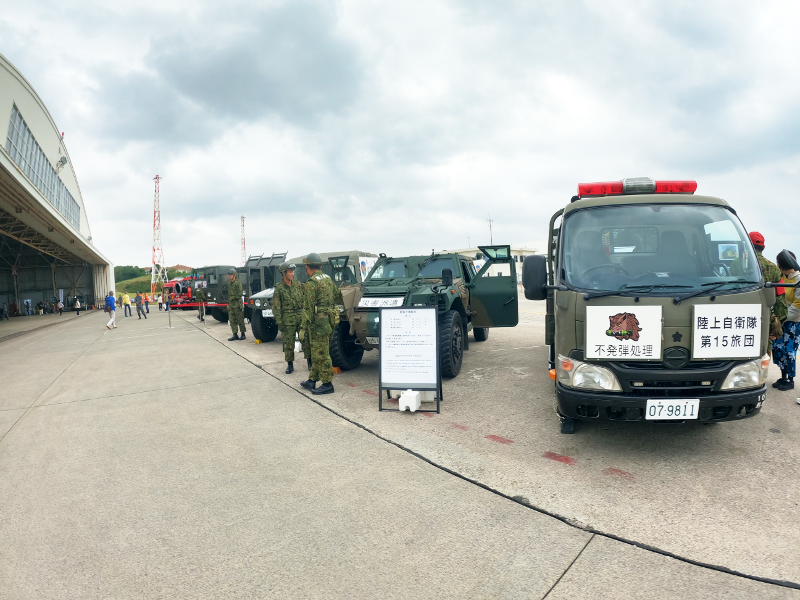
{"left": 488, "top": 216, "right": 493, "bottom": 245}
{"left": 468, "top": 235, "right": 471, "bottom": 248}
{"left": 240, "top": 215, "right": 246, "bottom": 267}
{"left": 151, "top": 175, "right": 168, "bottom": 295}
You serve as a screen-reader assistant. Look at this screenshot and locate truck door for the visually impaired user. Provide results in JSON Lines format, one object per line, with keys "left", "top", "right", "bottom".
{"left": 327, "top": 255, "right": 356, "bottom": 288}
{"left": 468, "top": 245, "right": 519, "bottom": 328}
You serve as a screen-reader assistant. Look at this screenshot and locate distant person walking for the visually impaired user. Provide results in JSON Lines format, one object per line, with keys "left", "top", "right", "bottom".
{"left": 56, "top": 300, "right": 63, "bottom": 316}
{"left": 772, "top": 250, "right": 800, "bottom": 392}
{"left": 226, "top": 269, "right": 246, "bottom": 341}
{"left": 157, "top": 292, "right": 163, "bottom": 311}
{"left": 122, "top": 292, "right": 132, "bottom": 317}
{"left": 75, "top": 298, "right": 81, "bottom": 316}
{"left": 105, "top": 292, "right": 117, "bottom": 330}
{"left": 144, "top": 293, "right": 150, "bottom": 313}
{"left": 135, "top": 292, "right": 147, "bottom": 320}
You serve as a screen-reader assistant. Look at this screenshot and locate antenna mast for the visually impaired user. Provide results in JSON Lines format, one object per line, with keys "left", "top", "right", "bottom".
{"left": 487, "top": 216, "right": 493, "bottom": 245}
{"left": 240, "top": 215, "right": 246, "bottom": 266}
{"left": 151, "top": 175, "right": 168, "bottom": 295}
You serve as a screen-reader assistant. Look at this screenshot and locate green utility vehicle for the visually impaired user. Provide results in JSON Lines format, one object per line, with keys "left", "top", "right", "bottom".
{"left": 246, "top": 251, "right": 379, "bottom": 343}
{"left": 186, "top": 265, "right": 238, "bottom": 322}
{"left": 523, "top": 177, "right": 784, "bottom": 434}
{"left": 239, "top": 252, "right": 287, "bottom": 322}
{"left": 337, "top": 247, "right": 519, "bottom": 376}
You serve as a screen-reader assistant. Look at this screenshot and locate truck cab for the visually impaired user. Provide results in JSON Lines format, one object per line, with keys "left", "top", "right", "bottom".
{"left": 338, "top": 246, "right": 519, "bottom": 376}
{"left": 523, "top": 178, "right": 777, "bottom": 433}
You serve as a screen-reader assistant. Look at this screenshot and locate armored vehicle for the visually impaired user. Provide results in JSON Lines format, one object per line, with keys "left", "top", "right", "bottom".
{"left": 523, "top": 177, "right": 787, "bottom": 434}
{"left": 337, "top": 246, "right": 519, "bottom": 376}
{"left": 246, "top": 251, "right": 379, "bottom": 343}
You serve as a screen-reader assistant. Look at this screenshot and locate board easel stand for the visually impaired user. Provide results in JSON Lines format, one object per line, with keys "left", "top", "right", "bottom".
{"left": 377, "top": 306, "right": 442, "bottom": 414}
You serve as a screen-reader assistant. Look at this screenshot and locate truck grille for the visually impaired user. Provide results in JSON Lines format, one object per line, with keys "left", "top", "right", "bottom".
{"left": 608, "top": 360, "right": 734, "bottom": 396}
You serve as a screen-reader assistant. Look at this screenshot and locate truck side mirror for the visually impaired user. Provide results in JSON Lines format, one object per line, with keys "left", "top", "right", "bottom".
{"left": 522, "top": 255, "right": 547, "bottom": 301}
{"left": 441, "top": 268, "right": 453, "bottom": 287}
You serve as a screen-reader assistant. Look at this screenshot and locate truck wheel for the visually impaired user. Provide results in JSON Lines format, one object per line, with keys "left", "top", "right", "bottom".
{"left": 473, "top": 327, "right": 489, "bottom": 341}
{"left": 439, "top": 310, "right": 464, "bottom": 378}
{"left": 211, "top": 309, "right": 227, "bottom": 322}
{"left": 330, "top": 322, "right": 364, "bottom": 370}
{"left": 251, "top": 313, "right": 279, "bottom": 342}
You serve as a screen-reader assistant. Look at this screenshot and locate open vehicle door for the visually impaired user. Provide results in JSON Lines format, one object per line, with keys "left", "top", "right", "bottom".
{"left": 468, "top": 245, "right": 519, "bottom": 328}
{"left": 327, "top": 255, "right": 357, "bottom": 287}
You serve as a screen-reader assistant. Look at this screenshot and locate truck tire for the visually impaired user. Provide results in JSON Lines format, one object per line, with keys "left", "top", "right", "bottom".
{"left": 251, "top": 313, "right": 279, "bottom": 342}
{"left": 439, "top": 310, "right": 464, "bottom": 378}
{"left": 211, "top": 308, "right": 227, "bottom": 322}
{"left": 473, "top": 327, "right": 489, "bottom": 341}
{"left": 330, "top": 322, "right": 364, "bottom": 371}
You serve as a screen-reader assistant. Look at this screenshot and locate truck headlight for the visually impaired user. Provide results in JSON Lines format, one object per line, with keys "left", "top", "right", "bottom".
{"left": 557, "top": 354, "right": 622, "bottom": 392}
{"left": 719, "top": 355, "right": 769, "bottom": 390}
{"left": 255, "top": 299, "right": 261, "bottom": 307}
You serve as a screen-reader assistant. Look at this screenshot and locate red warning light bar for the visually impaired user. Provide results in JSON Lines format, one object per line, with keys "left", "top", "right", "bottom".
{"left": 577, "top": 179, "right": 697, "bottom": 197}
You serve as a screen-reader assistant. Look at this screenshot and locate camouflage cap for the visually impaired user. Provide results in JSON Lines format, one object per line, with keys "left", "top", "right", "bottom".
{"left": 279, "top": 262, "right": 296, "bottom": 273}
{"left": 303, "top": 253, "right": 323, "bottom": 266}
{"left": 227, "top": 268, "right": 237, "bottom": 275}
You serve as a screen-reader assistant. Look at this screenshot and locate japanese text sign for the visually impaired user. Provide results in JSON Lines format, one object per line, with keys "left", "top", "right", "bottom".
{"left": 692, "top": 304, "right": 761, "bottom": 359}
{"left": 585, "top": 305, "right": 663, "bottom": 361}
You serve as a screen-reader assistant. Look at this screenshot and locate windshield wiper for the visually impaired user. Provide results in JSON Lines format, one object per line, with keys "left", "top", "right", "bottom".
{"left": 584, "top": 284, "right": 692, "bottom": 300}
{"left": 672, "top": 280, "right": 759, "bottom": 304}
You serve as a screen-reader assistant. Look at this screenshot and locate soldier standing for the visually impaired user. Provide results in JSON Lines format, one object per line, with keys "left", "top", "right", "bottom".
{"left": 273, "top": 262, "right": 310, "bottom": 374}
{"left": 300, "top": 253, "right": 337, "bottom": 394}
{"left": 227, "top": 268, "right": 247, "bottom": 341}
{"left": 195, "top": 283, "right": 207, "bottom": 322}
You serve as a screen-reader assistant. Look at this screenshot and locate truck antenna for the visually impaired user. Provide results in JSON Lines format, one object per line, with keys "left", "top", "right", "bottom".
{"left": 488, "top": 216, "right": 493, "bottom": 245}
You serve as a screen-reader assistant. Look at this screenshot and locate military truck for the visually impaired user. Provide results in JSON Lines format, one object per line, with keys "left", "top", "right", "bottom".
{"left": 176, "top": 265, "right": 238, "bottom": 322}
{"left": 337, "top": 246, "right": 519, "bottom": 376}
{"left": 523, "top": 177, "right": 787, "bottom": 434}
{"left": 246, "top": 251, "right": 379, "bottom": 343}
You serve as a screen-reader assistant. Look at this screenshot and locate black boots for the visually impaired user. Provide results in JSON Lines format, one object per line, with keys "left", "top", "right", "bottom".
{"left": 286, "top": 362, "right": 294, "bottom": 374}
{"left": 240, "top": 333, "right": 246, "bottom": 340}
{"left": 300, "top": 379, "right": 316, "bottom": 390}
{"left": 307, "top": 358, "right": 312, "bottom": 370}
{"left": 778, "top": 377, "right": 795, "bottom": 391}
{"left": 228, "top": 334, "right": 240, "bottom": 341}
{"left": 773, "top": 370, "right": 788, "bottom": 388}
{"left": 311, "top": 382, "right": 334, "bottom": 395}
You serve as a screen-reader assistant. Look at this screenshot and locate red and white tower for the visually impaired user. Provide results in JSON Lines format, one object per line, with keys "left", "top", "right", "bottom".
{"left": 151, "top": 175, "right": 168, "bottom": 295}
{"left": 240, "top": 215, "right": 246, "bottom": 266}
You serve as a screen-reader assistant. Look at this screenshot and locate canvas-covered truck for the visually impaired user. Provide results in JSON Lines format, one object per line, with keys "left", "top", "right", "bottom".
{"left": 246, "top": 251, "right": 379, "bottom": 343}
{"left": 337, "top": 247, "right": 519, "bottom": 376}
{"left": 163, "top": 265, "right": 238, "bottom": 321}
{"left": 523, "top": 177, "right": 788, "bottom": 434}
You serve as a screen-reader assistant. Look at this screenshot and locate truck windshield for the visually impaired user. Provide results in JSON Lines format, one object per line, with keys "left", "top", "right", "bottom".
{"left": 416, "top": 258, "right": 456, "bottom": 278}
{"left": 368, "top": 260, "right": 406, "bottom": 279}
{"left": 562, "top": 204, "right": 761, "bottom": 292}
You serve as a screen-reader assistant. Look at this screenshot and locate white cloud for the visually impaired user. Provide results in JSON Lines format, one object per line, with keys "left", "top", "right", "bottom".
{"left": 2, "top": 0, "right": 799, "bottom": 268}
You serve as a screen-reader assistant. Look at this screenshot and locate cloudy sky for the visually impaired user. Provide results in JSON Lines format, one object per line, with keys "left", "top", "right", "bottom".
{"left": 3, "top": 0, "right": 799, "bottom": 269}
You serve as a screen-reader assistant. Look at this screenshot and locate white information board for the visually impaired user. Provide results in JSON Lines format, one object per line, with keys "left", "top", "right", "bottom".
{"left": 379, "top": 307, "right": 439, "bottom": 389}
{"left": 585, "top": 305, "right": 663, "bottom": 360}
{"left": 692, "top": 304, "right": 761, "bottom": 359}
{"left": 358, "top": 256, "right": 378, "bottom": 281}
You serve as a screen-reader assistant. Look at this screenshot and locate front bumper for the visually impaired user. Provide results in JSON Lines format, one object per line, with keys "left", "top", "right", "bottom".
{"left": 556, "top": 382, "right": 767, "bottom": 422}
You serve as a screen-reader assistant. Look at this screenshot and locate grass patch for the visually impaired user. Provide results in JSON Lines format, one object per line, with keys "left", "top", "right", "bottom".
{"left": 115, "top": 275, "right": 166, "bottom": 295}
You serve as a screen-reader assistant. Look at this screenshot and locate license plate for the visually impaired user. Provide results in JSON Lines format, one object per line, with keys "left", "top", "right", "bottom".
{"left": 262, "top": 309, "right": 273, "bottom": 317}
{"left": 645, "top": 399, "right": 699, "bottom": 420}
{"left": 366, "top": 336, "right": 379, "bottom": 345}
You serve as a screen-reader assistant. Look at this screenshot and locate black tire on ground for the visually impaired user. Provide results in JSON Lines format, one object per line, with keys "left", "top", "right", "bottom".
{"left": 439, "top": 310, "right": 464, "bottom": 378}
{"left": 251, "top": 313, "right": 279, "bottom": 342}
{"left": 330, "top": 322, "right": 364, "bottom": 371}
{"left": 473, "top": 327, "right": 489, "bottom": 341}
{"left": 211, "top": 308, "right": 227, "bottom": 322}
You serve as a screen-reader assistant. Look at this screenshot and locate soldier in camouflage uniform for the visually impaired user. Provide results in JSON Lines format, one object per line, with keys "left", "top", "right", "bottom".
{"left": 226, "top": 268, "right": 247, "bottom": 341}
{"left": 300, "top": 253, "right": 338, "bottom": 395}
{"left": 195, "top": 283, "right": 207, "bottom": 322}
{"left": 273, "top": 262, "right": 310, "bottom": 374}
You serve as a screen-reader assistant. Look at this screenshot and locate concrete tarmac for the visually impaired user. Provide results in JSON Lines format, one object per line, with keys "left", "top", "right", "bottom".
{"left": 0, "top": 308, "right": 797, "bottom": 598}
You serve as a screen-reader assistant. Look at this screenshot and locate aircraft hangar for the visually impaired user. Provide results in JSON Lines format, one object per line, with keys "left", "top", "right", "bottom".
{"left": 0, "top": 52, "right": 113, "bottom": 315}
